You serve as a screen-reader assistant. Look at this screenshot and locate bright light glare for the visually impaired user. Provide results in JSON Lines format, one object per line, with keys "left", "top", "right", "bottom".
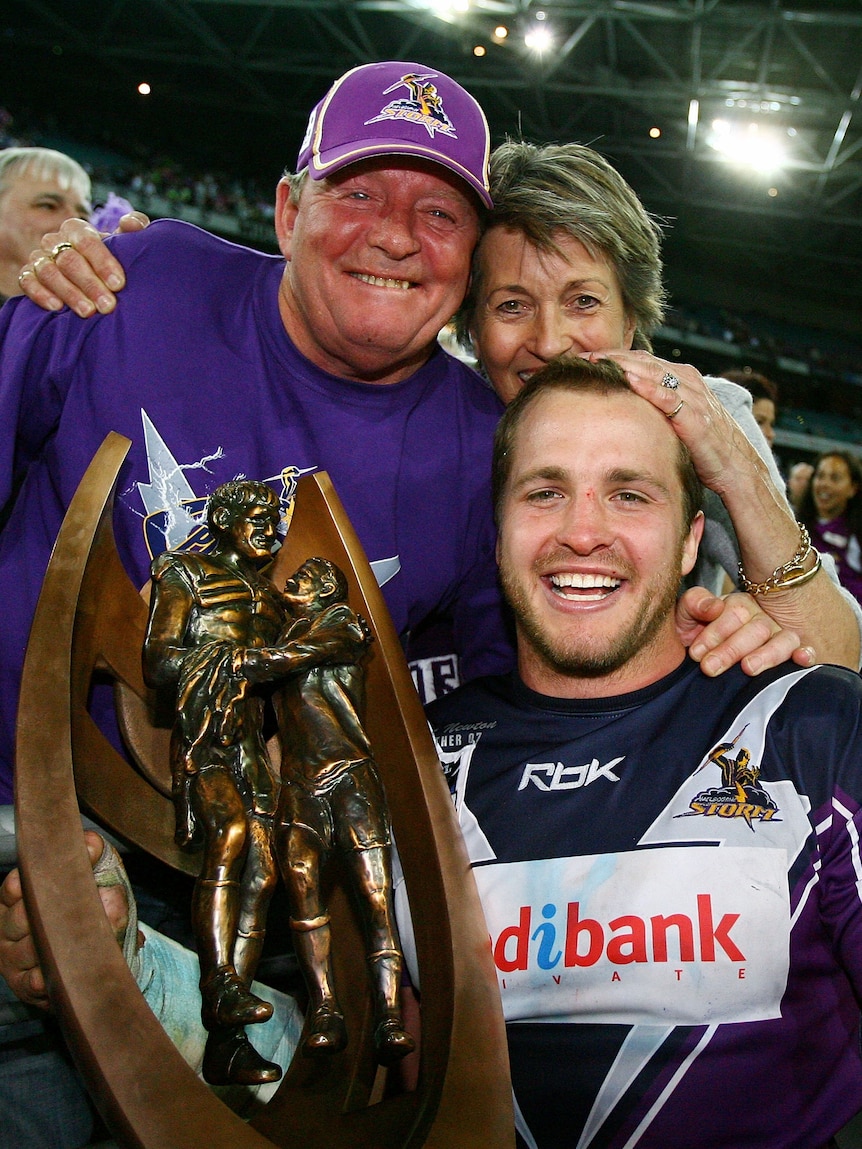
{"left": 473, "top": 44, "right": 486, "bottom": 57}
{"left": 493, "top": 25, "right": 508, "bottom": 39}
{"left": 435, "top": 0, "right": 469, "bottom": 17}
{"left": 707, "top": 119, "right": 788, "bottom": 173}
{"left": 138, "top": 82, "right": 151, "bottom": 96}
{"left": 525, "top": 24, "right": 553, "bottom": 52}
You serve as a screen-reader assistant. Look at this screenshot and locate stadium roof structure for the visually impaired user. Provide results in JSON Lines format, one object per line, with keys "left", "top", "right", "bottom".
{"left": 3, "top": 0, "right": 862, "bottom": 339}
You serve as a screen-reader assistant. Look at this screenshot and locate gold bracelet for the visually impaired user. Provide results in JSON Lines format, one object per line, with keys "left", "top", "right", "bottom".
{"left": 737, "top": 525, "right": 823, "bottom": 595}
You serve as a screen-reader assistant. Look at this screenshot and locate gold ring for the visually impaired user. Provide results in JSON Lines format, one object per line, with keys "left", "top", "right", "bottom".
{"left": 49, "top": 240, "right": 75, "bottom": 260}
{"left": 667, "top": 399, "right": 685, "bottom": 420}
{"left": 17, "top": 268, "right": 35, "bottom": 288}
{"left": 32, "top": 255, "right": 53, "bottom": 275}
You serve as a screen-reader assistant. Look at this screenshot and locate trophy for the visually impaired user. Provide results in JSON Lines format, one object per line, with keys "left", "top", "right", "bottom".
{"left": 15, "top": 433, "right": 513, "bottom": 1148}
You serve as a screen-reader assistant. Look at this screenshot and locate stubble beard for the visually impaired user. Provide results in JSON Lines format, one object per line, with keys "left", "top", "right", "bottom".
{"left": 499, "top": 552, "right": 684, "bottom": 681}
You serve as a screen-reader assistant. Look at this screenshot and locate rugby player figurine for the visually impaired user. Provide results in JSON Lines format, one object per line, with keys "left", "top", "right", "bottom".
{"left": 276, "top": 558, "right": 415, "bottom": 1067}
{"left": 143, "top": 483, "right": 367, "bottom": 1086}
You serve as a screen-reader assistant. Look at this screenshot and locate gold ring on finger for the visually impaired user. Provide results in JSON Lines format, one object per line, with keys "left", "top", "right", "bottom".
{"left": 33, "top": 255, "right": 53, "bottom": 275}
{"left": 49, "top": 240, "right": 75, "bottom": 261}
{"left": 667, "top": 399, "right": 685, "bottom": 420}
{"left": 17, "top": 268, "right": 35, "bottom": 288}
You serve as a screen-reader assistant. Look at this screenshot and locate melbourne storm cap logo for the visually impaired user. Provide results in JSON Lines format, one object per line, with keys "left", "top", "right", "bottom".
{"left": 677, "top": 725, "right": 780, "bottom": 830}
{"left": 366, "top": 73, "right": 458, "bottom": 140}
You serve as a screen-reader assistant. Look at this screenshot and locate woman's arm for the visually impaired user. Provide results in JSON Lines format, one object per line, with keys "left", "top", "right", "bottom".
{"left": 594, "top": 349, "right": 861, "bottom": 670}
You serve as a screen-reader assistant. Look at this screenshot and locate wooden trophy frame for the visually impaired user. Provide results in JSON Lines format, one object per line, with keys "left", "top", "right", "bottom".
{"left": 15, "top": 432, "right": 513, "bottom": 1149}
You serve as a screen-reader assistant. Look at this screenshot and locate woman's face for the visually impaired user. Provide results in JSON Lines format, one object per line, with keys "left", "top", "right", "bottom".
{"left": 470, "top": 225, "right": 636, "bottom": 404}
{"left": 752, "top": 397, "right": 776, "bottom": 448}
{"left": 812, "top": 455, "right": 858, "bottom": 521}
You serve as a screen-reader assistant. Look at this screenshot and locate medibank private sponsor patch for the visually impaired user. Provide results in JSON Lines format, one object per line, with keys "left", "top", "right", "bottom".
{"left": 473, "top": 845, "right": 790, "bottom": 1027}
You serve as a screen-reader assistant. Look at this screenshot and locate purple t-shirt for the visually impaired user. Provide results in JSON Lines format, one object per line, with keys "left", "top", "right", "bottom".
{"left": 0, "top": 219, "right": 512, "bottom": 802}
{"left": 810, "top": 513, "right": 862, "bottom": 605}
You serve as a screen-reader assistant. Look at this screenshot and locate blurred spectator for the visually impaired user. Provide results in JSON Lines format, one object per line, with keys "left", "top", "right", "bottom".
{"left": 787, "top": 461, "right": 814, "bottom": 514}
{"left": 0, "top": 147, "right": 91, "bottom": 302}
{"left": 722, "top": 368, "right": 778, "bottom": 451}
{"left": 89, "top": 192, "right": 135, "bottom": 235}
{"left": 798, "top": 452, "right": 862, "bottom": 605}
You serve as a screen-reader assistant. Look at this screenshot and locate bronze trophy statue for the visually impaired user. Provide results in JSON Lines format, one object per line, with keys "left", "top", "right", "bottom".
{"left": 16, "top": 434, "right": 514, "bottom": 1149}
{"left": 142, "top": 482, "right": 369, "bottom": 1086}
{"left": 276, "top": 558, "right": 415, "bottom": 1067}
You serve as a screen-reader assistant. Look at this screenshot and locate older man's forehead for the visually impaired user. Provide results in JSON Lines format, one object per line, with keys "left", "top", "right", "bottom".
{"left": 320, "top": 154, "right": 482, "bottom": 208}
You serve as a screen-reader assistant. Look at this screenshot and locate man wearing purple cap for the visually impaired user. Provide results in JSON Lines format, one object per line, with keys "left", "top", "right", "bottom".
{"left": 0, "top": 62, "right": 505, "bottom": 818}
{"left": 0, "top": 60, "right": 506, "bottom": 1142}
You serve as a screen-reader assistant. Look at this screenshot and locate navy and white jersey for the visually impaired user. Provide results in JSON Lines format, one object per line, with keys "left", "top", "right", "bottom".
{"left": 424, "top": 657, "right": 862, "bottom": 1149}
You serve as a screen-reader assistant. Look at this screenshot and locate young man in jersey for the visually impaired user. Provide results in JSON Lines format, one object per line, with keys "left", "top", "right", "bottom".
{"left": 420, "top": 355, "right": 862, "bottom": 1148}
{"left": 5, "top": 356, "right": 862, "bottom": 1147}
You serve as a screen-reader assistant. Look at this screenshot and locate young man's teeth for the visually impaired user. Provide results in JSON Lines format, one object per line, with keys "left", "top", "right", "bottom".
{"left": 354, "top": 273, "right": 411, "bottom": 290}
{"left": 551, "top": 573, "right": 620, "bottom": 590}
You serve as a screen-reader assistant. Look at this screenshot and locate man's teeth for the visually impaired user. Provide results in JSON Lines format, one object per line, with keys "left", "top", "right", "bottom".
{"left": 553, "top": 573, "right": 619, "bottom": 588}
{"left": 550, "top": 573, "right": 620, "bottom": 598}
{"left": 353, "top": 273, "right": 412, "bottom": 290}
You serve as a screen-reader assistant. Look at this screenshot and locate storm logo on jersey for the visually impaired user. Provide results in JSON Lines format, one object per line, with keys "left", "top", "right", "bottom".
{"left": 677, "top": 727, "right": 780, "bottom": 829}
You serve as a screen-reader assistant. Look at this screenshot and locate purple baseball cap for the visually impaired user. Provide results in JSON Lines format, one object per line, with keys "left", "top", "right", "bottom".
{"left": 296, "top": 61, "right": 492, "bottom": 208}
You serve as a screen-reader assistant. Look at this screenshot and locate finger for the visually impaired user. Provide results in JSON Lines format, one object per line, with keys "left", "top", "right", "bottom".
{"left": 0, "top": 866, "right": 24, "bottom": 908}
{"left": 739, "top": 628, "right": 805, "bottom": 677}
{"left": 0, "top": 871, "right": 51, "bottom": 1009}
{"left": 695, "top": 604, "right": 802, "bottom": 677}
{"left": 21, "top": 966, "right": 50, "bottom": 1009}
{"left": 84, "top": 829, "right": 106, "bottom": 864}
{"left": 21, "top": 247, "right": 100, "bottom": 318}
{"left": 595, "top": 350, "right": 701, "bottom": 419}
{"left": 686, "top": 593, "right": 776, "bottom": 673}
{"left": 115, "top": 211, "right": 150, "bottom": 234}
{"left": 2, "top": 885, "right": 37, "bottom": 945}
{"left": 16, "top": 256, "right": 64, "bottom": 312}
{"left": 30, "top": 218, "right": 126, "bottom": 314}
{"left": 5, "top": 954, "right": 50, "bottom": 1009}
{"left": 698, "top": 616, "right": 779, "bottom": 677}
{"left": 791, "top": 645, "right": 817, "bottom": 668}
{"left": 678, "top": 587, "right": 725, "bottom": 630}
{"left": 99, "top": 883, "right": 131, "bottom": 943}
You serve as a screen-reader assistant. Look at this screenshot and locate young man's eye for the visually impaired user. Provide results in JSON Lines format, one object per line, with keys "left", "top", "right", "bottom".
{"left": 526, "top": 488, "right": 562, "bottom": 504}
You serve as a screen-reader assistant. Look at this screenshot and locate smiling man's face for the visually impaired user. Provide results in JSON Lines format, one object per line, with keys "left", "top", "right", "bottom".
{"left": 496, "top": 385, "right": 702, "bottom": 698}
{"left": 275, "top": 157, "right": 480, "bottom": 386}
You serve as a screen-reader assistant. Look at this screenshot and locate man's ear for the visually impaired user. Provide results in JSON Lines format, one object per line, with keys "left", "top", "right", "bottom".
{"left": 275, "top": 178, "right": 299, "bottom": 261}
{"left": 211, "top": 506, "right": 231, "bottom": 535}
{"left": 680, "top": 510, "right": 705, "bottom": 579}
{"left": 320, "top": 577, "right": 338, "bottom": 601}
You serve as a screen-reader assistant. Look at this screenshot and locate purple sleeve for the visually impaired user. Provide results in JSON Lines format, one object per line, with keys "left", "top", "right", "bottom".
{"left": 816, "top": 785, "right": 862, "bottom": 994}
{"left": 0, "top": 298, "right": 70, "bottom": 511}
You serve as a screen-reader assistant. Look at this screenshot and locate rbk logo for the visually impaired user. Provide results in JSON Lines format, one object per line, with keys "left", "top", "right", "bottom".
{"left": 519, "top": 757, "right": 624, "bottom": 791}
